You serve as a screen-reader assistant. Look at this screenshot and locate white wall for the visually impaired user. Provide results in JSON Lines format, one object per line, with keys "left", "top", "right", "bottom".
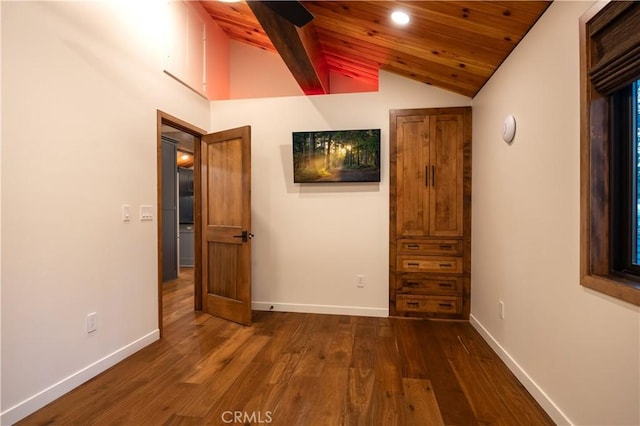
{"left": 212, "top": 70, "right": 470, "bottom": 317}
{"left": 329, "top": 72, "right": 378, "bottom": 94}
{"left": 230, "top": 40, "right": 303, "bottom": 99}
{"left": 198, "top": 1, "right": 229, "bottom": 100}
{"left": 1, "top": 2, "right": 210, "bottom": 423}
{"left": 471, "top": 2, "right": 640, "bottom": 425}
{"left": 229, "top": 40, "right": 378, "bottom": 99}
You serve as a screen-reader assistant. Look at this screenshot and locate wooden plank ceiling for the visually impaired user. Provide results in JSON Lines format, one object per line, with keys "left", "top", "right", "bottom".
{"left": 199, "top": 1, "right": 551, "bottom": 97}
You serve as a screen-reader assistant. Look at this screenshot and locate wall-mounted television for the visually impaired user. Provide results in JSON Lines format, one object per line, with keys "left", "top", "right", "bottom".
{"left": 292, "top": 129, "right": 381, "bottom": 183}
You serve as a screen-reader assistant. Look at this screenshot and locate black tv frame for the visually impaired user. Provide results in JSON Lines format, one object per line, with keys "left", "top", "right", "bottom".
{"left": 292, "top": 129, "right": 381, "bottom": 183}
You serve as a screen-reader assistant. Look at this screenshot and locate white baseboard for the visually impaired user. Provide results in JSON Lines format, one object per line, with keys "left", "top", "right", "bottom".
{"left": 252, "top": 301, "right": 388, "bottom": 318}
{"left": 469, "top": 314, "right": 572, "bottom": 425}
{"left": 1, "top": 329, "right": 160, "bottom": 426}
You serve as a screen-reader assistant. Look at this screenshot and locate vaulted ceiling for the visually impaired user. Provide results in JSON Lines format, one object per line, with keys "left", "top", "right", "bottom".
{"left": 200, "top": 1, "right": 551, "bottom": 98}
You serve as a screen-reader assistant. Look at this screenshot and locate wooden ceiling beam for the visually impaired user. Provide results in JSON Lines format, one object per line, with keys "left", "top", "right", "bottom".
{"left": 247, "top": 1, "right": 329, "bottom": 95}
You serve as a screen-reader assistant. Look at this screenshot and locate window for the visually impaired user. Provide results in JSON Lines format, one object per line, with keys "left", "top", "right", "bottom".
{"left": 637, "top": 83, "right": 640, "bottom": 264}
{"left": 580, "top": 2, "right": 640, "bottom": 306}
{"left": 611, "top": 80, "right": 640, "bottom": 278}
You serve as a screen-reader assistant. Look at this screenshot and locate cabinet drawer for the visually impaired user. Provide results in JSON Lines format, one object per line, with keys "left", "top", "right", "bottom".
{"left": 396, "top": 295, "right": 462, "bottom": 314}
{"left": 397, "top": 256, "right": 463, "bottom": 274}
{"left": 397, "top": 239, "right": 463, "bottom": 256}
{"left": 398, "top": 276, "right": 462, "bottom": 294}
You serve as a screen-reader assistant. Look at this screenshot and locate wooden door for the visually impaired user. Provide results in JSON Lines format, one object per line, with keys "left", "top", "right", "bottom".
{"left": 201, "top": 126, "right": 252, "bottom": 325}
{"left": 428, "top": 114, "right": 464, "bottom": 237}
{"left": 396, "top": 115, "right": 430, "bottom": 237}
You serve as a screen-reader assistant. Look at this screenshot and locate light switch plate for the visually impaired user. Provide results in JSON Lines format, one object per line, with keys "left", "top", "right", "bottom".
{"left": 122, "top": 204, "right": 131, "bottom": 222}
{"left": 140, "top": 205, "right": 153, "bottom": 221}
{"left": 87, "top": 312, "right": 97, "bottom": 333}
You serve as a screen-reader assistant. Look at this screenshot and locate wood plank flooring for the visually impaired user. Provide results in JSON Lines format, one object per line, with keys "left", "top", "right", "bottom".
{"left": 18, "top": 269, "right": 553, "bottom": 425}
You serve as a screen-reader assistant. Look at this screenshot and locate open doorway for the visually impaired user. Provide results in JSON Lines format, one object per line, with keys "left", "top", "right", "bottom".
{"left": 161, "top": 126, "right": 195, "bottom": 281}
{"left": 157, "top": 111, "right": 205, "bottom": 336}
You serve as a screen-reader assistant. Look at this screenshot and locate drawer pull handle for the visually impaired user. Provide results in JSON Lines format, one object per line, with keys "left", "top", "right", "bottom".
{"left": 438, "top": 283, "right": 452, "bottom": 287}
{"left": 406, "top": 282, "right": 419, "bottom": 287}
{"left": 439, "top": 303, "right": 453, "bottom": 308}
{"left": 439, "top": 245, "right": 453, "bottom": 249}
{"left": 407, "top": 302, "right": 419, "bottom": 308}
{"left": 407, "top": 262, "right": 420, "bottom": 267}
{"left": 439, "top": 263, "right": 453, "bottom": 268}
{"left": 407, "top": 244, "right": 420, "bottom": 249}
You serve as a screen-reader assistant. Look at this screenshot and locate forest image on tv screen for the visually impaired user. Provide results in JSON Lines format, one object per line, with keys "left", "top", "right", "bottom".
{"left": 292, "top": 129, "right": 381, "bottom": 183}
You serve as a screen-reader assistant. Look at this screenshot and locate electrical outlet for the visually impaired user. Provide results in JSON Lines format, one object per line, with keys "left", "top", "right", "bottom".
{"left": 499, "top": 301, "right": 505, "bottom": 320}
{"left": 357, "top": 274, "right": 365, "bottom": 288}
{"left": 87, "top": 312, "right": 97, "bottom": 333}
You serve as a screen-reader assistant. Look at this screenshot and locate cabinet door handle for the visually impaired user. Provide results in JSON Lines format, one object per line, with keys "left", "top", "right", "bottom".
{"left": 425, "top": 165, "right": 429, "bottom": 187}
{"left": 432, "top": 165, "right": 436, "bottom": 186}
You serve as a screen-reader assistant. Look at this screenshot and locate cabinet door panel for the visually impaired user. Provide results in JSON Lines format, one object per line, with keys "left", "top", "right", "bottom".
{"left": 396, "top": 116, "right": 430, "bottom": 237}
{"left": 429, "top": 114, "right": 464, "bottom": 237}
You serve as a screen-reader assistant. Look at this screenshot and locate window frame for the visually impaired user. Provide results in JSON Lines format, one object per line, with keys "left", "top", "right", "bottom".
{"left": 580, "top": 1, "right": 640, "bottom": 306}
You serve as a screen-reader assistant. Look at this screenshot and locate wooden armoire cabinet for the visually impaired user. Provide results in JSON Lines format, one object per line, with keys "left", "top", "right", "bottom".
{"left": 389, "top": 107, "right": 471, "bottom": 319}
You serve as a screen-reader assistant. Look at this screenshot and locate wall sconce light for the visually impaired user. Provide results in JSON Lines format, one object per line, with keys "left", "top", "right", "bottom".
{"left": 502, "top": 115, "right": 516, "bottom": 144}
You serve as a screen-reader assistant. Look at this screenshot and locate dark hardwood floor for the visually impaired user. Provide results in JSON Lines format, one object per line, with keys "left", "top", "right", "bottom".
{"left": 18, "top": 268, "right": 553, "bottom": 425}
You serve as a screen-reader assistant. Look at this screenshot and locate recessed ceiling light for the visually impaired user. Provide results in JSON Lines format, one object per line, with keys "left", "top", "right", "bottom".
{"left": 219, "top": 0, "right": 241, "bottom": 3}
{"left": 391, "top": 10, "right": 410, "bottom": 25}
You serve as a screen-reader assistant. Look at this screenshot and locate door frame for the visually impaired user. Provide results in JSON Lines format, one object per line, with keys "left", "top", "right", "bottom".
{"left": 156, "top": 110, "right": 206, "bottom": 336}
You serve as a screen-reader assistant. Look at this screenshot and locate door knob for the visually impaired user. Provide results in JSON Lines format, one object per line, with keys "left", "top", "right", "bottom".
{"left": 232, "top": 231, "right": 254, "bottom": 242}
